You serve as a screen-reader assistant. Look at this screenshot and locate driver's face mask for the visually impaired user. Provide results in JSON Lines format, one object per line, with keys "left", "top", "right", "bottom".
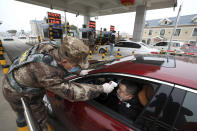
{"left": 116, "top": 93, "right": 124, "bottom": 101}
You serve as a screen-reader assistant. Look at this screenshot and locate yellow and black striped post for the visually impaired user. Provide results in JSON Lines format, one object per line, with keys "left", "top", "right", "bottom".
{"left": 16, "top": 116, "right": 29, "bottom": 131}
{"left": 49, "top": 23, "right": 54, "bottom": 40}
{"left": 0, "top": 40, "right": 2, "bottom": 45}
{"left": 116, "top": 49, "right": 121, "bottom": 58}
{"left": 0, "top": 50, "right": 3, "bottom": 55}
{"left": 38, "top": 35, "right": 41, "bottom": 43}
{"left": 95, "top": 46, "right": 98, "bottom": 54}
{"left": 102, "top": 53, "right": 105, "bottom": 61}
{"left": 132, "top": 51, "right": 135, "bottom": 56}
{"left": 66, "top": 22, "right": 70, "bottom": 36}
{"left": 89, "top": 50, "right": 92, "bottom": 59}
{"left": 99, "top": 28, "right": 102, "bottom": 45}
{"left": 0, "top": 40, "right": 3, "bottom": 55}
{"left": 160, "top": 49, "right": 163, "bottom": 54}
{"left": 105, "top": 47, "right": 107, "bottom": 55}
{"left": 0, "top": 55, "right": 6, "bottom": 66}
{"left": 2, "top": 65, "right": 9, "bottom": 75}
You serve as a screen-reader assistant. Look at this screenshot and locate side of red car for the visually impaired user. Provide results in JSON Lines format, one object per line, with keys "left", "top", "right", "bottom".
{"left": 46, "top": 55, "right": 197, "bottom": 131}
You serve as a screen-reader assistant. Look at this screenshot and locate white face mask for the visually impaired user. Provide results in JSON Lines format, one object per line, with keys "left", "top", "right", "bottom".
{"left": 116, "top": 93, "right": 124, "bottom": 101}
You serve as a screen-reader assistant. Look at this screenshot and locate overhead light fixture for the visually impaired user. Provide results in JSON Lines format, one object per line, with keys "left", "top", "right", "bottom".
{"left": 76, "top": 11, "right": 79, "bottom": 17}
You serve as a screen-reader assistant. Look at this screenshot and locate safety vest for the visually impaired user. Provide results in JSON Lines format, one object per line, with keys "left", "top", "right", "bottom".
{"left": 6, "top": 44, "right": 58, "bottom": 94}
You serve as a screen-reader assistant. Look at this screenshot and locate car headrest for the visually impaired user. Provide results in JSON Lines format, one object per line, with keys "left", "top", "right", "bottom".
{"left": 138, "top": 85, "right": 153, "bottom": 107}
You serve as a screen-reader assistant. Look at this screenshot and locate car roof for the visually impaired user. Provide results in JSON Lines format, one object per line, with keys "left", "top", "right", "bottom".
{"left": 90, "top": 55, "right": 197, "bottom": 89}
{"left": 156, "top": 41, "right": 184, "bottom": 44}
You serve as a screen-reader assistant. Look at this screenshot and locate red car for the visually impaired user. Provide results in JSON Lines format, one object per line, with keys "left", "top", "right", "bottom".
{"left": 45, "top": 54, "right": 197, "bottom": 131}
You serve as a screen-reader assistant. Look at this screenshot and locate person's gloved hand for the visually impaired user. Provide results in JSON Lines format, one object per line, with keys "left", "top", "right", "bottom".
{"left": 79, "top": 69, "right": 93, "bottom": 76}
{"left": 109, "top": 81, "right": 118, "bottom": 88}
{"left": 102, "top": 81, "right": 118, "bottom": 94}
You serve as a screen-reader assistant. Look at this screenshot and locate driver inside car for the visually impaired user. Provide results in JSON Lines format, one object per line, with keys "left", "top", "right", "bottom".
{"left": 105, "top": 79, "right": 143, "bottom": 121}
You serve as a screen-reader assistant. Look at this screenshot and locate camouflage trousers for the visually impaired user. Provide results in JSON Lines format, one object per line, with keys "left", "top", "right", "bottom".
{"left": 2, "top": 77, "right": 48, "bottom": 131}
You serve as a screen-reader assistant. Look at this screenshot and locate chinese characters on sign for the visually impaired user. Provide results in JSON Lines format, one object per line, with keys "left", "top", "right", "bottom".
{"left": 47, "top": 12, "right": 63, "bottom": 40}
{"left": 48, "top": 12, "right": 61, "bottom": 24}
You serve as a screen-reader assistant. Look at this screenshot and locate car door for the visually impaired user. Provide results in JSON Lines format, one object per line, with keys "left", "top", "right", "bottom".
{"left": 50, "top": 73, "right": 169, "bottom": 131}
{"left": 48, "top": 74, "right": 141, "bottom": 131}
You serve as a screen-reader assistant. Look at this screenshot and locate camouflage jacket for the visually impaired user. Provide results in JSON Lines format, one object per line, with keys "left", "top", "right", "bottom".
{"left": 5, "top": 43, "right": 103, "bottom": 102}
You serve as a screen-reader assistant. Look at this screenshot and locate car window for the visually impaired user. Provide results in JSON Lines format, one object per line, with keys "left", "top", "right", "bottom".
{"left": 161, "top": 42, "right": 168, "bottom": 46}
{"left": 155, "top": 42, "right": 167, "bottom": 46}
{"left": 155, "top": 42, "right": 162, "bottom": 46}
{"left": 136, "top": 85, "right": 189, "bottom": 131}
{"left": 135, "top": 85, "right": 196, "bottom": 131}
{"left": 127, "top": 42, "right": 141, "bottom": 48}
{"left": 175, "top": 91, "right": 197, "bottom": 130}
{"left": 171, "top": 42, "right": 180, "bottom": 47}
{"left": 158, "top": 87, "right": 186, "bottom": 126}
{"left": 115, "top": 42, "right": 125, "bottom": 47}
{"left": 74, "top": 74, "right": 159, "bottom": 125}
{"left": 120, "top": 42, "right": 141, "bottom": 48}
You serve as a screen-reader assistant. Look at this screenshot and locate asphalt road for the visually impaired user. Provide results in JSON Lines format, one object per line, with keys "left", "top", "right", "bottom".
{"left": 1, "top": 37, "right": 32, "bottom": 61}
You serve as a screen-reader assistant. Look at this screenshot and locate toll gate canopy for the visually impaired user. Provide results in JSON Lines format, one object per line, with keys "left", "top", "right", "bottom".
{"left": 16, "top": 0, "right": 176, "bottom": 17}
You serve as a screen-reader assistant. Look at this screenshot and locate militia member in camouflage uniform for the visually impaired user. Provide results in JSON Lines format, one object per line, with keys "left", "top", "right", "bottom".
{"left": 2, "top": 36, "right": 116, "bottom": 130}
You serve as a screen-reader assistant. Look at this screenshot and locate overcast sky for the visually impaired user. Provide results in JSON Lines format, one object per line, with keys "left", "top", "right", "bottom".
{"left": 0, "top": 0, "right": 197, "bottom": 34}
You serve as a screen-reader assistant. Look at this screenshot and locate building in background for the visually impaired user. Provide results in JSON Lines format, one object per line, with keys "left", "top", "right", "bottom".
{"left": 30, "top": 20, "right": 45, "bottom": 36}
{"left": 143, "top": 14, "right": 197, "bottom": 45}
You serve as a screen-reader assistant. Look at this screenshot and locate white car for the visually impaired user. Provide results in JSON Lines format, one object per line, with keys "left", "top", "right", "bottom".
{"left": 153, "top": 41, "right": 184, "bottom": 55}
{"left": 98, "top": 40, "right": 160, "bottom": 56}
{"left": 3, "top": 35, "right": 14, "bottom": 41}
{"left": 18, "top": 35, "right": 26, "bottom": 39}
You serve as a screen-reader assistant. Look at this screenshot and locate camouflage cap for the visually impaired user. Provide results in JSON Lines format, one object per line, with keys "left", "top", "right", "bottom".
{"left": 59, "top": 36, "right": 89, "bottom": 69}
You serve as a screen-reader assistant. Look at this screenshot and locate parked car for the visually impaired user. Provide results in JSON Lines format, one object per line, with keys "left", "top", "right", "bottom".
{"left": 181, "top": 43, "right": 197, "bottom": 54}
{"left": 18, "top": 35, "right": 26, "bottom": 39}
{"left": 153, "top": 41, "right": 184, "bottom": 55}
{"left": 98, "top": 40, "right": 160, "bottom": 56}
{"left": 3, "top": 35, "right": 14, "bottom": 41}
{"left": 45, "top": 54, "right": 197, "bottom": 131}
